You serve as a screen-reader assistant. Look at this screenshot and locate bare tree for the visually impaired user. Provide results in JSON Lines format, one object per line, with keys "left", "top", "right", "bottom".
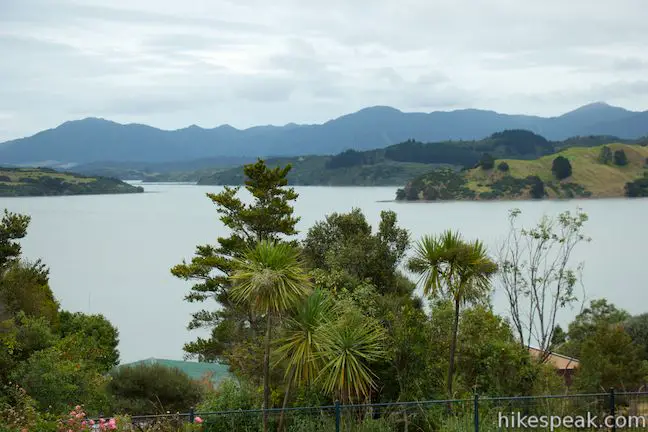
{"left": 498, "top": 208, "right": 590, "bottom": 360}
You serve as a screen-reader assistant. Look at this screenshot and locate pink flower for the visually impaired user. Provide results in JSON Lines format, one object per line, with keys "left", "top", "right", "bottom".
{"left": 90, "top": 420, "right": 95, "bottom": 425}
{"left": 108, "top": 418, "right": 117, "bottom": 430}
{"left": 195, "top": 416, "right": 203, "bottom": 424}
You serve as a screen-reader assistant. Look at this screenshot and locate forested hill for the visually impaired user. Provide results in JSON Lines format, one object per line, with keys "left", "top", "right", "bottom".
{"left": 0, "top": 167, "right": 144, "bottom": 197}
{"left": 1, "top": 102, "right": 648, "bottom": 165}
{"left": 197, "top": 131, "right": 642, "bottom": 186}
{"left": 396, "top": 143, "right": 648, "bottom": 201}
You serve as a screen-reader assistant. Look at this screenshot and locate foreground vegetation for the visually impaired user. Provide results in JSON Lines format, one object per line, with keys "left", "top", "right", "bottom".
{"left": 0, "top": 167, "right": 143, "bottom": 196}
{"left": 2, "top": 160, "right": 648, "bottom": 431}
{"left": 397, "top": 143, "right": 648, "bottom": 201}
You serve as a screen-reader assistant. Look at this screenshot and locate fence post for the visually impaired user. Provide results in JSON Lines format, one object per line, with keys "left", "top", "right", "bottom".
{"left": 189, "top": 406, "right": 195, "bottom": 424}
{"left": 474, "top": 393, "right": 479, "bottom": 432}
{"left": 609, "top": 388, "right": 616, "bottom": 432}
{"left": 335, "top": 400, "right": 341, "bottom": 432}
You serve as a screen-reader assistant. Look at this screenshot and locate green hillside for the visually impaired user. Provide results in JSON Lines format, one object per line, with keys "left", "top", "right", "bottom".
{"left": 0, "top": 167, "right": 144, "bottom": 197}
{"left": 197, "top": 155, "right": 451, "bottom": 186}
{"left": 396, "top": 144, "right": 648, "bottom": 201}
{"left": 197, "top": 131, "right": 644, "bottom": 187}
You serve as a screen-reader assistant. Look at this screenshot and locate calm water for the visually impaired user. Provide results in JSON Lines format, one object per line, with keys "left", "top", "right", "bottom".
{"left": 1, "top": 184, "right": 646, "bottom": 363}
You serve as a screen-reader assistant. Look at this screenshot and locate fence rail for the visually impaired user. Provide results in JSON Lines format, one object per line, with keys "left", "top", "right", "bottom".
{"left": 116, "top": 389, "right": 648, "bottom": 431}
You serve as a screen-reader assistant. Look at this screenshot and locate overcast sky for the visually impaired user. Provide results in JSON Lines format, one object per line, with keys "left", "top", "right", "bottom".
{"left": 1, "top": 0, "right": 647, "bottom": 141}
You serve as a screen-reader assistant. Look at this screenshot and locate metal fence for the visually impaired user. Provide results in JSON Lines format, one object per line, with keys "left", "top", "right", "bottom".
{"left": 123, "top": 389, "right": 648, "bottom": 431}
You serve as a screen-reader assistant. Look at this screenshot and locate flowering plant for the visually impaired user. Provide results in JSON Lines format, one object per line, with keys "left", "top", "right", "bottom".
{"left": 57, "top": 406, "right": 130, "bottom": 431}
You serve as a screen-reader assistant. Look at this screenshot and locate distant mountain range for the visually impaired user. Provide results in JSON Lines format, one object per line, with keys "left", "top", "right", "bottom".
{"left": 0, "top": 102, "right": 647, "bottom": 166}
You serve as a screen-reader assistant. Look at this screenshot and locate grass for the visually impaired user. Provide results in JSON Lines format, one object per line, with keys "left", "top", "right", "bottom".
{"left": 465, "top": 144, "right": 648, "bottom": 199}
{"left": 0, "top": 167, "right": 95, "bottom": 184}
{"left": 0, "top": 167, "right": 144, "bottom": 196}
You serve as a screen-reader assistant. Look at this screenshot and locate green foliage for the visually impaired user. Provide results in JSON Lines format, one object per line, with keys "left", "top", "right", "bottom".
{"left": 326, "top": 149, "right": 371, "bottom": 169}
{"left": 614, "top": 149, "right": 628, "bottom": 165}
{"left": 598, "top": 145, "right": 613, "bottom": 164}
{"left": 198, "top": 378, "right": 260, "bottom": 411}
{"left": 561, "top": 299, "right": 630, "bottom": 358}
{"left": 108, "top": 363, "right": 204, "bottom": 415}
{"left": 396, "top": 168, "right": 476, "bottom": 201}
{"left": 0, "top": 169, "right": 143, "bottom": 197}
{"left": 624, "top": 172, "right": 648, "bottom": 197}
{"left": 11, "top": 345, "right": 109, "bottom": 415}
{"left": 479, "top": 153, "right": 495, "bottom": 170}
{"left": 58, "top": 311, "right": 120, "bottom": 373}
{"left": 378, "top": 301, "right": 444, "bottom": 402}
{"left": 302, "top": 209, "right": 410, "bottom": 296}
{"left": 275, "top": 290, "right": 335, "bottom": 385}
{"left": 317, "top": 308, "right": 388, "bottom": 403}
{"left": 408, "top": 231, "right": 497, "bottom": 397}
{"left": 0, "top": 260, "right": 59, "bottom": 327}
{"left": 574, "top": 324, "right": 648, "bottom": 392}
{"left": 528, "top": 175, "right": 545, "bottom": 198}
{"left": 230, "top": 241, "right": 311, "bottom": 316}
{"left": 171, "top": 160, "right": 299, "bottom": 362}
{"left": 455, "top": 305, "right": 537, "bottom": 396}
{"left": 0, "top": 210, "right": 30, "bottom": 269}
{"left": 486, "top": 130, "right": 553, "bottom": 155}
{"left": 385, "top": 140, "right": 480, "bottom": 168}
{"left": 551, "top": 156, "right": 573, "bottom": 179}
{"left": 624, "top": 313, "right": 648, "bottom": 361}
{"left": 497, "top": 161, "right": 509, "bottom": 172}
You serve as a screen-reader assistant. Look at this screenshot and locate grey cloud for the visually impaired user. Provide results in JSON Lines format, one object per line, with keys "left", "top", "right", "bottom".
{"left": 234, "top": 76, "right": 297, "bottom": 102}
{"left": 2, "top": 0, "right": 648, "bottom": 141}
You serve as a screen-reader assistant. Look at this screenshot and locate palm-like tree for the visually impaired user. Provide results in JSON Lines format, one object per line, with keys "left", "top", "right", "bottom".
{"left": 274, "top": 289, "right": 335, "bottom": 431}
{"left": 317, "top": 309, "right": 387, "bottom": 403}
{"left": 407, "top": 230, "right": 497, "bottom": 397}
{"left": 229, "top": 240, "right": 312, "bottom": 432}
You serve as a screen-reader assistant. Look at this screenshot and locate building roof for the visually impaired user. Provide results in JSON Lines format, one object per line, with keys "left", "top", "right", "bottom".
{"left": 528, "top": 347, "right": 580, "bottom": 370}
{"left": 117, "top": 358, "right": 231, "bottom": 385}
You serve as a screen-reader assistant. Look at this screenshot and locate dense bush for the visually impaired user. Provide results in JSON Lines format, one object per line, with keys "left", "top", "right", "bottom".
{"left": 614, "top": 149, "right": 628, "bottom": 166}
{"left": 625, "top": 173, "right": 648, "bottom": 197}
{"left": 598, "top": 146, "right": 612, "bottom": 164}
{"left": 326, "top": 149, "right": 367, "bottom": 169}
{"left": 528, "top": 176, "right": 545, "bottom": 199}
{"left": 551, "top": 156, "right": 572, "bottom": 179}
{"left": 108, "top": 364, "right": 204, "bottom": 415}
{"left": 479, "top": 153, "right": 495, "bottom": 170}
{"left": 497, "top": 161, "right": 510, "bottom": 172}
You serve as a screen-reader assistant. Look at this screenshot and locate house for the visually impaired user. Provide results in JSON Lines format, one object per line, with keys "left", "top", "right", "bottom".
{"left": 528, "top": 347, "right": 580, "bottom": 386}
{"left": 116, "top": 358, "right": 231, "bottom": 387}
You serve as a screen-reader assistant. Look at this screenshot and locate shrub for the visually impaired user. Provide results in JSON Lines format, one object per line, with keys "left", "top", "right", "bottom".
{"left": 598, "top": 146, "right": 612, "bottom": 164}
{"left": 551, "top": 156, "right": 572, "bottom": 180}
{"left": 528, "top": 176, "right": 545, "bottom": 199}
{"left": 479, "top": 153, "right": 495, "bottom": 170}
{"left": 197, "top": 379, "right": 261, "bottom": 431}
{"left": 497, "top": 161, "right": 509, "bottom": 172}
{"left": 108, "top": 363, "right": 204, "bottom": 415}
{"left": 614, "top": 149, "right": 628, "bottom": 166}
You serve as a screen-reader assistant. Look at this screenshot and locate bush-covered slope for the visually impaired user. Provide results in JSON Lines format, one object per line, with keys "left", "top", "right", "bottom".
{"left": 397, "top": 144, "right": 648, "bottom": 201}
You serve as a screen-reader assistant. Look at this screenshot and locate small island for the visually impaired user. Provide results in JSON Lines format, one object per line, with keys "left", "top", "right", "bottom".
{"left": 0, "top": 167, "right": 144, "bottom": 197}
{"left": 396, "top": 143, "right": 648, "bottom": 201}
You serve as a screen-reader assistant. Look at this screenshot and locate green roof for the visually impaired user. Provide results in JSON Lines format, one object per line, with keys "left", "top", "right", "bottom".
{"left": 118, "top": 358, "right": 231, "bottom": 385}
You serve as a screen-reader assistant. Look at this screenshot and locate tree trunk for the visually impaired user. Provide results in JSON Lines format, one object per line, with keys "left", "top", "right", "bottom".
{"left": 447, "top": 298, "right": 461, "bottom": 397}
{"left": 278, "top": 365, "right": 296, "bottom": 432}
{"left": 263, "top": 314, "right": 272, "bottom": 432}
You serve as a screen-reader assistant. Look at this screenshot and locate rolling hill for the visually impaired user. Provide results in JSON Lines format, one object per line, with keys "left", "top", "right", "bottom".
{"left": 0, "top": 103, "right": 647, "bottom": 166}
{"left": 396, "top": 144, "right": 648, "bottom": 201}
{"left": 0, "top": 167, "right": 144, "bottom": 197}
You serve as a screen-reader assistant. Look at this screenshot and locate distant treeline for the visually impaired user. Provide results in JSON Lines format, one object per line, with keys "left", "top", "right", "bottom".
{"left": 325, "top": 130, "right": 638, "bottom": 171}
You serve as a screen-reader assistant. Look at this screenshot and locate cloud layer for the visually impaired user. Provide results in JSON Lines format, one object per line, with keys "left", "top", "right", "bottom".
{"left": 1, "top": 0, "right": 647, "bottom": 141}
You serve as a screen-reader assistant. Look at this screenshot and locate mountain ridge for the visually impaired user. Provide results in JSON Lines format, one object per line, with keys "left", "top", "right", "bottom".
{"left": 1, "top": 103, "right": 647, "bottom": 165}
